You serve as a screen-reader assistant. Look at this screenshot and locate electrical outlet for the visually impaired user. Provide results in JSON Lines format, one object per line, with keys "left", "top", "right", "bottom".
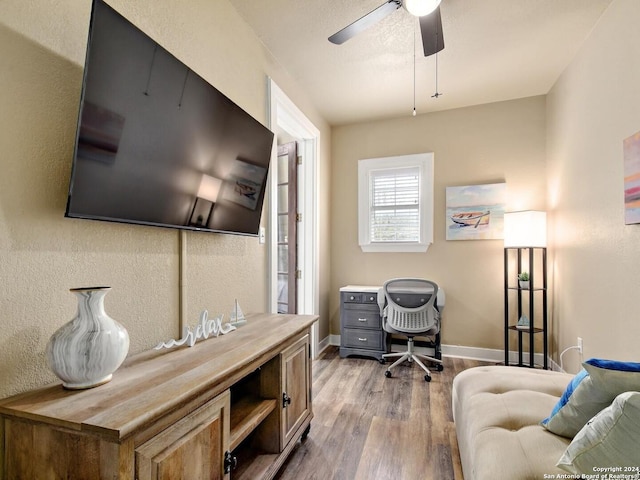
{"left": 577, "top": 337, "right": 583, "bottom": 355}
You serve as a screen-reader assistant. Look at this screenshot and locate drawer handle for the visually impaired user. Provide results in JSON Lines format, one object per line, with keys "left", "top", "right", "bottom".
{"left": 358, "top": 318, "right": 367, "bottom": 322}
{"left": 369, "top": 296, "right": 375, "bottom": 301}
{"left": 358, "top": 337, "right": 367, "bottom": 342}
{"left": 350, "top": 295, "right": 355, "bottom": 300}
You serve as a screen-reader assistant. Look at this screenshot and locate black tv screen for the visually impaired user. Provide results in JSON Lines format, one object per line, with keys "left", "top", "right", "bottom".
{"left": 66, "top": 0, "right": 274, "bottom": 236}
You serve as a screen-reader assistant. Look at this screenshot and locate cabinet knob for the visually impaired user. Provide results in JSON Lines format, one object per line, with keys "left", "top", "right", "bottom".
{"left": 369, "top": 296, "right": 375, "bottom": 301}
{"left": 349, "top": 295, "right": 355, "bottom": 300}
{"left": 283, "top": 392, "right": 292, "bottom": 408}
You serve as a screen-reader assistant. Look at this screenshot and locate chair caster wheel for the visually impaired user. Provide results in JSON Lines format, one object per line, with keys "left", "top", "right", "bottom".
{"left": 436, "top": 364, "right": 444, "bottom": 372}
{"left": 424, "top": 375, "right": 432, "bottom": 382}
{"left": 385, "top": 370, "right": 392, "bottom": 378}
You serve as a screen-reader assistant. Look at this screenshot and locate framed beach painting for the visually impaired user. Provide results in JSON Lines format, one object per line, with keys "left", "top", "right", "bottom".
{"left": 624, "top": 130, "right": 640, "bottom": 225}
{"left": 446, "top": 182, "right": 506, "bottom": 240}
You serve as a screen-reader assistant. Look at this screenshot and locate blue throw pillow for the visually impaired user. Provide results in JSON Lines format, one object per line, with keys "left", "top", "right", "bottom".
{"left": 586, "top": 358, "right": 640, "bottom": 373}
{"left": 541, "top": 358, "right": 640, "bottom": 438}
{"left": 542, "top": 369, "right": 589, "bottom": 424}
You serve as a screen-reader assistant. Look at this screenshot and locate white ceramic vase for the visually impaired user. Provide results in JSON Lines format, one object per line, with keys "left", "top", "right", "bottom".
{"left": 46, "top": 287, "right": 129, "bottom": 389}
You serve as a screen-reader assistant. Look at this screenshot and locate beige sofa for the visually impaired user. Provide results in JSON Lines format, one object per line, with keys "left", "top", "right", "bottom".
{"left": 452, "top": 366, "right": 574, "bottom": 480}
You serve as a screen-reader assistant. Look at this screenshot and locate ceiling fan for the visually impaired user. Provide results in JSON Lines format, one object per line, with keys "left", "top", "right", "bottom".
{"left": 328, "top": 0, "right": 445, "bottom": 57}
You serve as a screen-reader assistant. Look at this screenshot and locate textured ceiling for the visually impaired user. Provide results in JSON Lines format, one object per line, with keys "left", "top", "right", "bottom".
{"left": 228, "top": 0, "right": 613, "bottom": 126}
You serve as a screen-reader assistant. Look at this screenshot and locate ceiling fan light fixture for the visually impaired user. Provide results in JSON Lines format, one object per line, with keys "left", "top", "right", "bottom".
{"left": 404, "top": 0, "right": 441, "bottom": 17}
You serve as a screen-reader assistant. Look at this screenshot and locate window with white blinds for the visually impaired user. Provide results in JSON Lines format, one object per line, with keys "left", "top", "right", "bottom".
{"left": 358, "top": 153, "right": 434, "bottom": 253}
{"left": 370, "top": 167, "right": 420, "bottom": 242}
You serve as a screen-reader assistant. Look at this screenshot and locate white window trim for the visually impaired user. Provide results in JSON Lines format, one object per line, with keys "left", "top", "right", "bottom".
{"left": 358, "top": 153, "right": 434, "bottom": 253}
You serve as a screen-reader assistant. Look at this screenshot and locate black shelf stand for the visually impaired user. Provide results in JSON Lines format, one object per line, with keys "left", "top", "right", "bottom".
{"left": 504, "top": 247, "right": 548, "bottom": 369}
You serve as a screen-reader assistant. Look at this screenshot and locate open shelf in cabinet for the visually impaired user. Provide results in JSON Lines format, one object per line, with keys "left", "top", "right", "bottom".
{"left": 230, "top": 396, "right": 278, "bottom": 450}
{"left": 231, "top": 418, "right": 311, "bottom": 480}
{"left": 228, "top": 358, "right": 281, "bottom": 470}
{"left": 232, "top": 442, "right": 279, "bottom": 480}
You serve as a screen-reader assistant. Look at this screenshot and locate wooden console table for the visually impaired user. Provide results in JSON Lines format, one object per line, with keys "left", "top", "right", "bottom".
{"left": 0, "top": 313, "right": 317, "bottom": 480}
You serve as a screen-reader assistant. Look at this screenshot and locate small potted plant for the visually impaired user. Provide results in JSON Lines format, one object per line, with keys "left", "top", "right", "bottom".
{"left": 518, "top": 272, "right": 530, "bottom": 289}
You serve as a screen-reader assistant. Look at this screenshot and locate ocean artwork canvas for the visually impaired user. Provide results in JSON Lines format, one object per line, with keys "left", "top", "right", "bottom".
{"left": 624, "top": 130, "right": 640, "bottom": 225}
{"left": 446, "top": 183, "right": 506, "bottom": 240}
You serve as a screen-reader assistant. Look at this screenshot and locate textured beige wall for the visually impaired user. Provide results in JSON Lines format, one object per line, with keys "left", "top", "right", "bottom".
{"left": 547, "top": 0, "right": 640, "bottom": 372}
{"left": 0, "top": 0, "right": 330, "bottom": 398}
{"left": 330, "top": 97, "right": 547, "bottom": 350}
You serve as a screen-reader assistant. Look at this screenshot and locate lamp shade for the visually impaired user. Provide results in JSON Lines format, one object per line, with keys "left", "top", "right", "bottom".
{"left": 197, "top": 174, "right": 222, "bottom": 203}
{"left": 404, "top": 0, "right": 441, "bottom": 16}
{"left": 504, "top": 211, "right": 547, "bottom": 247}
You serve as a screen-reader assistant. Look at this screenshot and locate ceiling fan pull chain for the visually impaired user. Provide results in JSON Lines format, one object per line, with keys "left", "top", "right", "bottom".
{"left": 432, "top": 27, "right": 443, "bottom": 98}
{"left": 413, "top": 20, "right": 417, "bottom": 116}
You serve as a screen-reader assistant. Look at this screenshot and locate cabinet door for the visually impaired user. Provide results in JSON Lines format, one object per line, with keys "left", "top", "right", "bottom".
{"left": 136, "top": 390, "right": 230, "bottom": 480}
{"left": 281, "top": 335, "right": 311, "bottom": 448}
{"left": 2, "top": 418, "right": 121, "bottom": 479}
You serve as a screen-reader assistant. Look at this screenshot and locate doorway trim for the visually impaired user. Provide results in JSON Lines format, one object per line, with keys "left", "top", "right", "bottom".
{"left": 267, "top": 78, "right": 320, "bottom": 358}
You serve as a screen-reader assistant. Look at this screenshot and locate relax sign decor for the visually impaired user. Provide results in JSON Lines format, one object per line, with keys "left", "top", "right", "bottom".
{"left": 154, "top": 310, "right": 236, "bottom": 350}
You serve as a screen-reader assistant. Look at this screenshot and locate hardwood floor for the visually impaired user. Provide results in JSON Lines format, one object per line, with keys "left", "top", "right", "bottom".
{"left": 274, "top": 346, "right": 488, "bottom": 480}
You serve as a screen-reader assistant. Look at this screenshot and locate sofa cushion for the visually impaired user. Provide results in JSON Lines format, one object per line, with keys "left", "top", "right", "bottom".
{"left": 453, "top": 366, "right": 573, "bottom": 480}
{"left": 557, "top": 391, "right": 640, "bottom": 474}
{"left": 541, "top": 358, "right": 640, "bottom": 438}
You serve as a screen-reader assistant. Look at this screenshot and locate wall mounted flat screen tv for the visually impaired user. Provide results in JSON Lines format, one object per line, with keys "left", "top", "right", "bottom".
{"left": 65, "top": 0, "right": 274, "bottom": 236}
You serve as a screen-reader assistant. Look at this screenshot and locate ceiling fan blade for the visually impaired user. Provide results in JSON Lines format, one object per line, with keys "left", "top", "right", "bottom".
{"left": 328, "top": 0, "right": 401, "bottom": 45}
{"left": 419, "top": 6, "right": 444, "bottom": 56}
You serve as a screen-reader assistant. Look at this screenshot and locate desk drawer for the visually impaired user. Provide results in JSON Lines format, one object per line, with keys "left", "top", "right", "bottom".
{"left": 341, "top": 291, "right": 378, "bottom": 304}
{"left": 342, "top": 328, "right": 383, "bottom": 350}
{"left": 342, "top": 309, "right": 381, "bottom": 329}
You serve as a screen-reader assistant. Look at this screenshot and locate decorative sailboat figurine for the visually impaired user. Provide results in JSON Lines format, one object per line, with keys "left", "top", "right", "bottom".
{"left": 516, "top": 315, "right": 530, "bottom": 330}
{"left": 230, "top": 299, "right": 246, "bottom": 327}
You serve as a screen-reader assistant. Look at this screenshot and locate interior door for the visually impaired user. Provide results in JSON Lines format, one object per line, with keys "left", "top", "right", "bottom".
{"left": 277, "top": 142, "right": 298, "bottom": 314}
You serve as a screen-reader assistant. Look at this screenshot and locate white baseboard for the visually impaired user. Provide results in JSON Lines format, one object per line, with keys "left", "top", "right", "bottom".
{"left": 317, "top": 335, "right": 332, "bottom": 356}
{"left": 443, "top": 344, "right": 546, "bottom": 366}
{"left": 328, "top": 335, "right": 556, "bottom": 369}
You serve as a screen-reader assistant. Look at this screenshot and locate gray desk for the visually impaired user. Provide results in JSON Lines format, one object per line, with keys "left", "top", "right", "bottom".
{"left": 339, "top": 285, "right": 445, "bottom": 362}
